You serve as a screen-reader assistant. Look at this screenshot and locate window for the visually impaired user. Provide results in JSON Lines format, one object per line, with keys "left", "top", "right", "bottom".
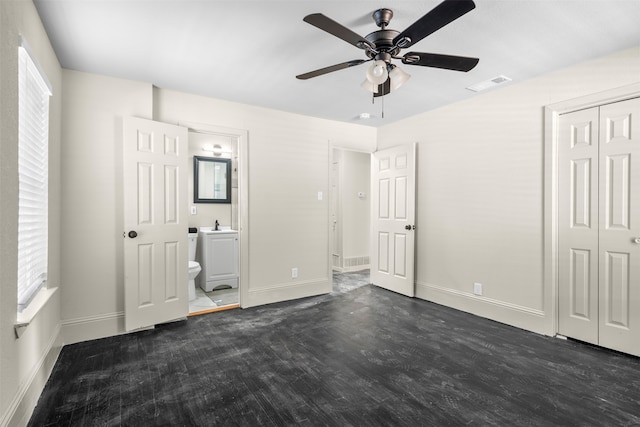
{"left": 17, "top": 40, "right": 52, "bottom": 313}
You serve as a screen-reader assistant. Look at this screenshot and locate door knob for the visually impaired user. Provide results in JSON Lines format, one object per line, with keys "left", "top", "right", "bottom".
{"left": 633, "top": 237, "right": 640, "bottom": 244}
{"left": 128, "top": 230, "right": 138, "bottom": 238}
{"left": 405, "top": 225, "right": 415, "bottom": 230}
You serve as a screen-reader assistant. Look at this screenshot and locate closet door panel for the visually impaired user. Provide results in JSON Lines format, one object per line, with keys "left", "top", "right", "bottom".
{"left": 598, "top": 97, "right": 640, "bottom": 357}
{"left": 558, "top": 107, "right": 599, "bottom": 344}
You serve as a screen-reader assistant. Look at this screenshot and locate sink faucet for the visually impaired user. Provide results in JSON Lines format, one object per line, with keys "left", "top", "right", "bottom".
{"left": 215, "top": 220, "right": 219, "bottom": 231}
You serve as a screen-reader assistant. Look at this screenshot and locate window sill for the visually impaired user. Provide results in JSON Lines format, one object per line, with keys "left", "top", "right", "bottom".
{"left": 14, "top": 287, "right": 58, "bottom": 338}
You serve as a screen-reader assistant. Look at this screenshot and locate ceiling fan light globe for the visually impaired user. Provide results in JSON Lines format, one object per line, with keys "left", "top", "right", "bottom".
{"left": 361, "top": 79, "right": 379, "bottom": 93}
{"left": 366, "top": 60, "right": 388, "bottom": 85}
{"left": 389, "top": 66, "right": 411, "bottom": 90}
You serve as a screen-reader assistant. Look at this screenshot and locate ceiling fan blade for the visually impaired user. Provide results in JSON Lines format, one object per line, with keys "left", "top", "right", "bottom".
{"left": 402, "top": 52, "right": 479, "bottom": 72}
{"left": 303, "top": 13, "right": 374, "bottom": 49}
{"left": 296, "top": 59, "right": 367, "bottom": 80}
{"left": 393, "top": 0, "right": 476, "bottom": 48}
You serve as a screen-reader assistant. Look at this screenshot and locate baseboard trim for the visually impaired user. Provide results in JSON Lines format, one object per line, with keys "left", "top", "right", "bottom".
{"left": 244, "top": 277, "right": 331, "bottom": 308}
{"left": 416, "top": 281, "right": 551, "bottom": 336}
{"left": 61, "top": 311, "right": 125, "bottom": 345}
{"left": 340, "top": 264, "right": 370, "bottom": 273}
{"left": 2, "top": 324, "right": 62, "bottom": 427}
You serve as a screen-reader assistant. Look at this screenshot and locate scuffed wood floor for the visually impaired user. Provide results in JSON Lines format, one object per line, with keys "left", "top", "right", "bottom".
{"left": 29, "top": 272, "right": 640, "bottom": 426}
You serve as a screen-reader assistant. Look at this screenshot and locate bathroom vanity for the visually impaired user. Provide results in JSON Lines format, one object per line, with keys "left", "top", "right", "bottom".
{"left": 197, "top": 228, "right": 239, "bottom": 292}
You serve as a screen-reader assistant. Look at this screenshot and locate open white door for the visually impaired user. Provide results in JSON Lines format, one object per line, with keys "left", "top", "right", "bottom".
{"left": 123, "top": 117, "right": 189, "bottom": 331}
{"left": 371, "top": 143, "right": 416, "bottom": 297}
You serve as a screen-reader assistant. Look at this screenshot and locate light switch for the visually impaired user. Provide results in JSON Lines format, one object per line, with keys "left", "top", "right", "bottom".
{"left": 190, "top": 206, "right": 197, "bottom": 215}
{"left": 317, "top": 191, "right": 323, "bottom": 201}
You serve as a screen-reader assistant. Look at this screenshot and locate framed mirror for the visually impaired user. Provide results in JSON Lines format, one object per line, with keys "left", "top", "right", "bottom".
{"left": 194, "top": 156, "right": 231, "bottom": 204}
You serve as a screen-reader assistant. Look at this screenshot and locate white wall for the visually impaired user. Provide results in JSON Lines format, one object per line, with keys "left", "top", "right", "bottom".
{"left": 59, "top": 70, "right": 153, "bottom": 343}
{"left": 0, "top": 1, "right": 63, "bottom": 425}
{"left": 377, "top": 46, "right": 640, "bottom": 335}
{"left": 342, "top": 150, "right": 370, "bottom": 261}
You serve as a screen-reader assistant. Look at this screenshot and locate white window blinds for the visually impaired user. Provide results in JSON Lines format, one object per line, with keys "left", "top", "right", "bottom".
{"left": 17, "top": 43, "right": 51, "bottom": 313}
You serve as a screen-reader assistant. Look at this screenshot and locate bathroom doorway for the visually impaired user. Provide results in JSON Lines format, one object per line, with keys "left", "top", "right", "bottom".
{"left": 182, "top": 123, "right": 247, "bottom": 316}
{"left": 330, "top": 147, "right": 371, "bottom": 292}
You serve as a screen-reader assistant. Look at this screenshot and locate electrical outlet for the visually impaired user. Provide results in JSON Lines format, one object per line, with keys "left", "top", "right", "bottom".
{"left": 291, "top": 267, "right": 298, "bottom": 279}
{"left": 473, "top": 282, "right": 483, "bottom": 296}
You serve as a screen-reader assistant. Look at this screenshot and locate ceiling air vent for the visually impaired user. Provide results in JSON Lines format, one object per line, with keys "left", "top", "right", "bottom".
{"left": 466, "top": 75, "right": 512, "bottom": 92}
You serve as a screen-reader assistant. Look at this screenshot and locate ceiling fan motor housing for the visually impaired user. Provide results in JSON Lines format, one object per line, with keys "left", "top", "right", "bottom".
{"left": 364, "top": 30, "right": 400, "bottom": 60}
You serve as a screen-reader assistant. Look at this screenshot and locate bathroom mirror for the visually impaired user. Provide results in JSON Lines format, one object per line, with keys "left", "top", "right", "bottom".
{"left": 194, "top": 156, "right": 231, "bottom": 204}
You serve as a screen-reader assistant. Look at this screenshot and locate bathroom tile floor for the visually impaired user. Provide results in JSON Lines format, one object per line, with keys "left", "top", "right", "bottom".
{"left": 205, "top": 287, "right": 239, "bottom": 306}
{"left": 189, "top": 287, "right": 239, "bottom": 314}
{"left": 188, "top": 287, "right": 217, "bottom": 313}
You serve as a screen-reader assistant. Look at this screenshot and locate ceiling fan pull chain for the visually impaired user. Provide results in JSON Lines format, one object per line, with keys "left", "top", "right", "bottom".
{"left": 382, "top": 93, "right": 385, "bottom": 119}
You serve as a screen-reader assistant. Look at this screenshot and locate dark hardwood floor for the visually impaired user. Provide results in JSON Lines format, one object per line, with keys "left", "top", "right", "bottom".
{"left": 29, "top": 271, "right": 640, "bottom": 426}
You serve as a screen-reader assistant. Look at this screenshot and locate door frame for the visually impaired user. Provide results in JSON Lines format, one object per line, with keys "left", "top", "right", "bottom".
{"left": 179, "top": 121, "right": 249, "bottom": 308}
{"left": 543, "top": 82, "right": 640, "bottom": 336}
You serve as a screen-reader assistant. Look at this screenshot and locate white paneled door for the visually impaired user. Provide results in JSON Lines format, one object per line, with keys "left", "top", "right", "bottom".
{"left": 123, "top": 117, "right": 189, "bottom": 331}
{"left": 371, "top": 144, "right": 416, "bottom": 297}
{"left": 558, "top": 97, "right": 640, "bottom": 356}
{"left": 558, "top": 107, "right": 599, "bottom": 344}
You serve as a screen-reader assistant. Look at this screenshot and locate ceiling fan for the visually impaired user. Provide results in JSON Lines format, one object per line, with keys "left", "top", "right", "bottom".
{"left": 296, "top": 0, "right": 479, "bottom": 97}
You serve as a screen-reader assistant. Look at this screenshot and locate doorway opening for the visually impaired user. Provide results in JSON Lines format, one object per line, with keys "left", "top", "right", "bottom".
{"left": 183, "top": 124, "right": 247, "bottom": 316}
{"left": 330, "top": 147, "right": 372, "bottom": 293}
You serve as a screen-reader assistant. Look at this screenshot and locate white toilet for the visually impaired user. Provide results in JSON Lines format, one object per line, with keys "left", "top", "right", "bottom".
{"left": 188, "top": 230, "right": 201, "bottom": 301}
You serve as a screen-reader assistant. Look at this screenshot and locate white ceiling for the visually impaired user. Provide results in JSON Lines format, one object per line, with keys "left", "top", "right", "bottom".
{"left": 34, "top": 0, "right": 640, "bottom": 127}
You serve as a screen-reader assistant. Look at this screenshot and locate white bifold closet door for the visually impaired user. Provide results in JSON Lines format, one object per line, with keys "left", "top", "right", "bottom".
{"left": 558, "top": 97, "right": 640, "bottom": 357}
